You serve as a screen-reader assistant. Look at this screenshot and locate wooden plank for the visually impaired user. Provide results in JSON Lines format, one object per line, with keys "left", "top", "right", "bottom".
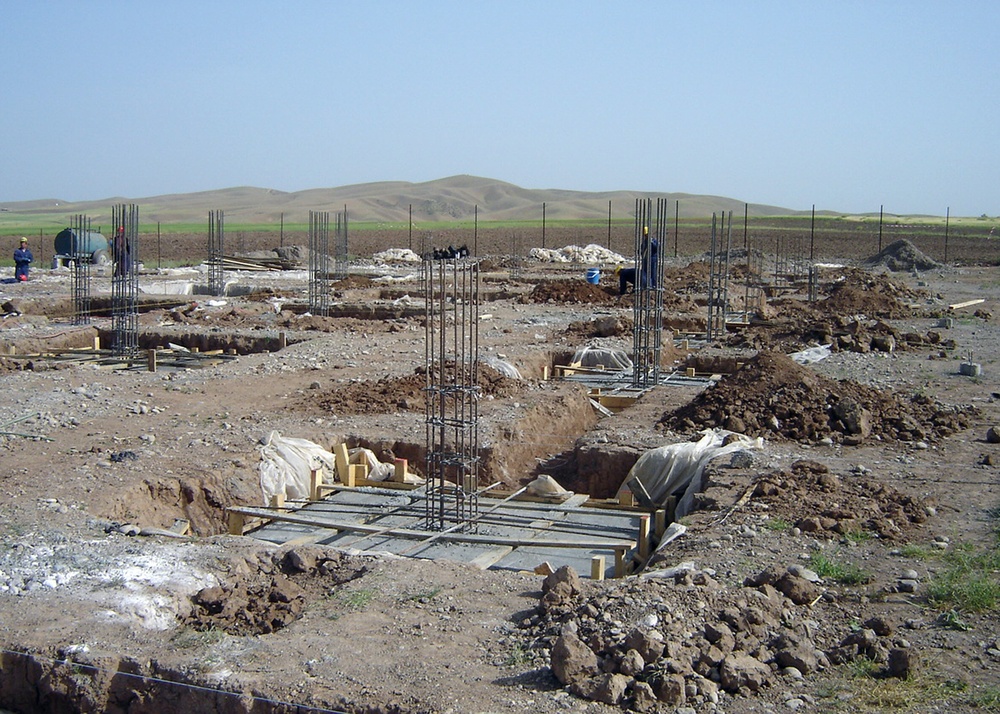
{"left": 334, "top": 443, "right": 349, "bottom": 482}
{"left": 591, "top": 555, "right": 606, "bottom": 581}
{"left": 949, "top": 298, "right": 985, "bottom": 310}
{"left": 638, "top": 515, "right": 650, "bottom": 560}
{"left": 227, "top": 511, "right": 245, "bottom": 535}
{"left": 469, "top": 547, "right": 515, "bottom": 570}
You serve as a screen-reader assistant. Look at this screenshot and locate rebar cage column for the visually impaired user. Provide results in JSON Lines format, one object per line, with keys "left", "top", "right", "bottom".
{"left": 208, "top": 210, "right": 225, "bottom": 296}
{"left": 111, "top": 203, "right": 140, "bottom": 357}
{"left": 631, "top": 197, "right": 666, "bottom": 388}
{"left": 707, "top": 211, "right": 733, "bottom": 340}
{"left": 742, "top": 237, "right": 765, "bottom": 323}
{"left": 308, "top": 210, "right": 331, "bottom": 316}
{"left": 423, "top": 257, "right": 481, "bottom": 531}
{"left": 333, "top": 210, "right": 348, "bottom": 280}
{"left": 70, "top": 214, "right": 92, "bottom": 326}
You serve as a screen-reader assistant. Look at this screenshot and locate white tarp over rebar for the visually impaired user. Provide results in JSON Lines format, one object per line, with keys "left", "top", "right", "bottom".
{"left": 571, "top": 345, "right": 633, "bottom": 371}
{"left": 618, "top": 429, "right": 764, "bottom": 518}
{"left": 258, "top": 431, "right": 337, "bottom": 504}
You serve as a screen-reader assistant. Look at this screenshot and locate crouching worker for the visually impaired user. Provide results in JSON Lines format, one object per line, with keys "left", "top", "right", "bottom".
{"left": 615, "top": 264, "right": 636, "bottom": 296}
{"left": 14, "top": 237, "right": 33, "bottom": 282}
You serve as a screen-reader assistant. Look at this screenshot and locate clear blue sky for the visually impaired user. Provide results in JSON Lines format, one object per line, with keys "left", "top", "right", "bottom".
{"left": 2, "top": 1, "right": 997, "bottom": 215}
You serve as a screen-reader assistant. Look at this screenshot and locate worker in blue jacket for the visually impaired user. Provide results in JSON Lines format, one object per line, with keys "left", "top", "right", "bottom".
{"left": 13, "top": 237, "right": 33, "bottom": 282}
{"left": 639, "top": 226, "right": 659, "bottom": 290}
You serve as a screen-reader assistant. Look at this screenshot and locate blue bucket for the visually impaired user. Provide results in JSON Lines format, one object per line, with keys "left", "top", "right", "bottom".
{"left": 585, "top": 267, "right": 601, "bottom": 285}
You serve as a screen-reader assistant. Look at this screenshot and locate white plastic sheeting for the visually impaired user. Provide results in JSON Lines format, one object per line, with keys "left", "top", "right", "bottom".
{"left": 618, "top": 429, "right": 764, "bottom": 518}
{"left": 258, "top": 431, "right": 337, "bottom": 504}
{"left": 373, "top": 248, "right": 422, "bottom": 263}
{"left": 525, "top": 474, "right": 571, "bottom": 498}
{"left": 485, "top": 356, "right": 522, "bottom": 379}
{"left": 788, "top": 344, "right": 832, "bottom": 365}
{"left": 529, "top": 244, "right": 626, "bottom": 265}
{"left": 571, "top": 345, "right": 633, "bottom": 371}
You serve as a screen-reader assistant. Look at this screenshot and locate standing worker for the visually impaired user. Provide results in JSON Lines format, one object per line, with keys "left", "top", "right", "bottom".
{"left": 113, "top": 226, "right": 133, "bottom": 276}
{"left": 13, "top": 237, "right": 33, "bottom": 282}
{"left": 639, "top": 226, "right": 659, "bottom": 290}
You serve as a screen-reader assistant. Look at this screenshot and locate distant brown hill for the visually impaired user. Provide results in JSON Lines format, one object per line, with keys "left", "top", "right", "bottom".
{"left": 1, "top": 175, "right": 812, "bottom": 225}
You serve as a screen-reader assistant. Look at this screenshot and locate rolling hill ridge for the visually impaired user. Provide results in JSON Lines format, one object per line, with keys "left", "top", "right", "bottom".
{"left": 1, "top": 175, "right": 815, "bottom": 225}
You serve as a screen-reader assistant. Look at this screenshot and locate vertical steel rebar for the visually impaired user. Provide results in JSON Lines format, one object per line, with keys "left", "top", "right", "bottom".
{"left": 541, "top": 202, "right": 546, "bottom": 249}
{"left": 878, "top": 205, "right": 884, "bottom": 253}
{"left": 743, "top": 202, "right": 749, "bottom": 252}
{"left": 674, "top": 200, "right": 679, "bottom": 258}
{"left": 809, "top": 204, "right": 815, "bottom": 262}
{"left": 707, "top": 212, "right": 732, "bottom": 340}
{"left": 69, "top": 215, "right": 92, "bottom": 326}
{"left": 308, "top": 210, "right": 331, "bottom": 316}
{"left": 111, "top": 203, "right": 140, "bottom": 358}
{"left": 631, "top": 197, "right": 664, "bottom": 388}
{"left": 208, "top": 210, "right": 225, "bottom": 296}
{"left": 944, "top": 206, "right": 950, "bottom": 263}
{"left": 424, "top": 254, "right": 481, "bottom": 532}
{"left": 607, "top": 200, "right": 612, "bottom": 250}
{"left": 333, "top": 209, "right": 349, "bottom": 280}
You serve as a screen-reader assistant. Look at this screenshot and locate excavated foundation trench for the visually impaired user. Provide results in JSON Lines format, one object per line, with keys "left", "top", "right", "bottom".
{"left": 0, "top": 649, "right": 314, "bottom": 714}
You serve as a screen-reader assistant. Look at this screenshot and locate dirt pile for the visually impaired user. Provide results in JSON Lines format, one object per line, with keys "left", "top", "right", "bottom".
{"left": 304, "top": 365, "right": 522, "bottom": 416}
{"left": 864, "top": 239, "right": 942, "bottom": 272}
{"left": 526, "top": 563, "right": 913, "bottom": 710}
{"left": 564, "top": 314, "right": 633, "bottom": 338}
{"left": 186, "top": 547, "right": 370, "bottom": 635}
{"left": 820, "top": 269, "right": 924, "bottom": 319}
{"left": 736, "top": 459, "right": 930, "bottom": 540}
{"left": 731, "top": 314, "right": 953, "bottom": 355}
{"left": 726, "top": 269, "right": 931, "bottom": 352}
{"left": 660, "top": 350, "right": 977, "bottom": 444}
{"left": 522, "top": 280, "right": 618, "bottom": 304}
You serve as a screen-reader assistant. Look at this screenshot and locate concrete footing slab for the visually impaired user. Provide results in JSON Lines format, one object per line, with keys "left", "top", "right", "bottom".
{"left": 238, "top": 486, "right": 651, "bottom": 579}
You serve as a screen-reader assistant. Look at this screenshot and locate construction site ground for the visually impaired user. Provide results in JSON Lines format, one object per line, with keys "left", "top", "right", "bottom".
{"left": 0, "top": 233, "right": 999, "bottom": 714}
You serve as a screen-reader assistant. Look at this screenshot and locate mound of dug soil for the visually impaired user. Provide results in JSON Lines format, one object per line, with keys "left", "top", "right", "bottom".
{"left": 820, "top": 269, "right": 924, "bottom": 319}
{"left": 306, "top": 365, "right": 522, "bottom": 415}
{"left": 186, "top": 548, "right": 370, "bottom": 635}
{"left": 522, "top": 280, "right": 618, "bottom": 305}
{"left": 864, "top": 239, "right": 942, "bottom": 272}
{"left": 659, "top": 350, "right": 976, "bottom": 444}
{"left": 746, "top": 459, "right": 930, "bottom": 540}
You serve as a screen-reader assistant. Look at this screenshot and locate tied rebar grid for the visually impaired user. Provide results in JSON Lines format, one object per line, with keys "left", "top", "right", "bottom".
{"left": 423, "top": 257, "right": 481, "bottom": 532}
{"left": 773, "top": 235, "right": 806, "bottom": 287}
{"left": 789, "top": 235, "right": 808, "bottom": 282}
{"left": 69, "top": 215, "right": 92, "bottom": 325}
{"left": 208, "top": 210, "right": 225, "bottom": 296}
{"left": 111, "top": 203, "right": 140, "bottom": 358}
{"left": 631, "top": 198, "right": 666, "bottom": 388}
{"left": 333, "top": 210, "right": 348, "bottom": 280}
{"left": 741, "top": 237, "right": 766, "bottom": 323}
{"left": 706, "top": 211, "right": 733, "bottom": 341}
{"left": 509, "top": 232, "right": 522, "bottom": 280}
{"left": 308, "top": 210, "right": 331, "bottom": 316}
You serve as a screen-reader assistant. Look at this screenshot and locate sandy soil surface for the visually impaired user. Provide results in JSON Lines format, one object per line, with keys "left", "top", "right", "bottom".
{"left": 0, "top": 240, "right": 999, "bottom": 714}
